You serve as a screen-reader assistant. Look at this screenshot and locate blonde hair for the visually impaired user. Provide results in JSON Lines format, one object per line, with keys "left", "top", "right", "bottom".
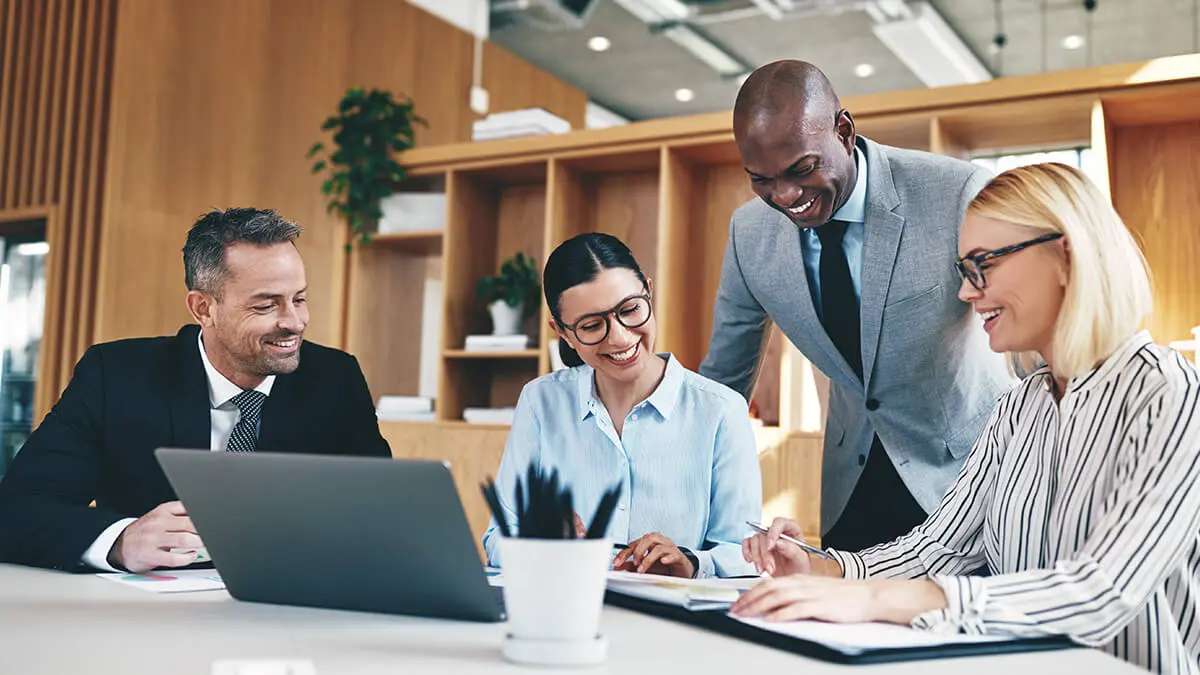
{"left": 966, "top": 162, "right": 1152, "bottom": 379}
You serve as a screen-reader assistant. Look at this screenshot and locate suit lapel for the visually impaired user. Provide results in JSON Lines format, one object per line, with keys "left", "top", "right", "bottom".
{"left": 169, "top": 325, "right": 212, "bottom": 450}
{"left": 764, "top": 210, "right": 862, "bottom": 388}
{"left": 256, "top": 369, "right": 298, "bottom": 453}
{"left": 858, "top": 138, "right": 905, "bottom": 391}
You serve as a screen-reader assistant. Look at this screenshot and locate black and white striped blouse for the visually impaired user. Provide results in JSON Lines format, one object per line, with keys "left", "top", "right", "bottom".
{"left": 831, "top": 331, "right": 1200, "bottom": 674}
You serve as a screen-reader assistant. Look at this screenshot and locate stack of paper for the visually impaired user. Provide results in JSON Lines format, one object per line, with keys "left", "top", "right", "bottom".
{"left": 377, "top": 396, "right": 436, "bottom": 422}
{"left": 463, "top": 407, "right": 516, "bottom": 425}
{"left": 605, "top": 570, "right": 761, "bottom": 611}
{"left": 473, "top": 108, "right": 572, "bottom": 141}
{"left": 464, "top": 334, "right": 529, "bottom": 351}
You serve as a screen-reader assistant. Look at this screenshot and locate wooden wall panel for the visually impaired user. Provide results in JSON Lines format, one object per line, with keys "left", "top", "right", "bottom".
{"left": 0, "top": 0, "right": 116, "bottom": 419}
{"left": 1111, "top": 121, "right": 1200, "bottom": 345}
{"left": 95, "top": 0, "right": 586, "bottom": 352}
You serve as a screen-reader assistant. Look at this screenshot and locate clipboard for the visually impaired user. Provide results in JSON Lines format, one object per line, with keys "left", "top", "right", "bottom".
{"left": 604, "top": 590, "right": 1075, "bottom": 664}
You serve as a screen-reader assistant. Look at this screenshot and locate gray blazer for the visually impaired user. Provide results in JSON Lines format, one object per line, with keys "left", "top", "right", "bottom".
{"left": 700, "top": 137, "right": 1014, "bottom": 532}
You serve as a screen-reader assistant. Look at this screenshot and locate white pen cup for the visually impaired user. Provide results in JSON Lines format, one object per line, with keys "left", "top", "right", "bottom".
{"left": 498, "top": 536, "right": 611, "bottom": 666}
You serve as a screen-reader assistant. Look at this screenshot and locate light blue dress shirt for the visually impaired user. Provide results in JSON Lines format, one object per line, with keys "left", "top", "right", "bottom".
{"left": 802, "top": 146, "right": 867, "bottom": 320}
{"left": 482, "top": 354, "right": 762, "bottom": 578}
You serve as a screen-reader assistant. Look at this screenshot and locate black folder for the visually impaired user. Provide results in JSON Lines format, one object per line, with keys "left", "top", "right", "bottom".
{"left": 604, "top": 590, "right": 1075, "bottom": 665}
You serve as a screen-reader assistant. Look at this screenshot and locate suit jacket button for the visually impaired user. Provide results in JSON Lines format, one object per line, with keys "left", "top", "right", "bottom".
{"left": 858, "top": 455, "right": 866, "bottom": 466}
{"left": 865, "top": 398, "right": 879, "bottom": 411}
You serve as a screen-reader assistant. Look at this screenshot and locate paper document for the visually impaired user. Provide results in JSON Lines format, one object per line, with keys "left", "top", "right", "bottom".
{"left": 98, "top": 569, "right": 226, "bottom": 593}
{"left": 605, "top": 570, "right": 762, "bottom": 611}
{"left": 732, "top": 616, "right": 1016, "bottom": 655}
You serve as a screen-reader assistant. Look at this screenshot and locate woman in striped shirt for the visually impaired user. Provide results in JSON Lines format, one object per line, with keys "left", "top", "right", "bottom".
{"left": 733, "top": 163, "right": 1200, "bottom": 673}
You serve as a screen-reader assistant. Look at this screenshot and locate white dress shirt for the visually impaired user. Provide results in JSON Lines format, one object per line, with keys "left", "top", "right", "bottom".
{"left": 80, "top": 331, "right": 275, "bottom": 571}
{"left": 830, "top": 332, "right": 1200, "bottom": 673}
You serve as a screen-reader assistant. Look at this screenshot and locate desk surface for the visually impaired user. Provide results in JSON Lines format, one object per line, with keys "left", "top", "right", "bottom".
{"left": 0, "top": 564, "right": 1143, "bottom": 674}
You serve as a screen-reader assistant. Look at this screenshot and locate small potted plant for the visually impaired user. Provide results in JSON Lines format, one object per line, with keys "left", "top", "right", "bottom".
{"left": 308, "top": 87, "right": 425, "bottom": 246}
{"left": 477, "top": 253, "right": 540, "bottom": 336}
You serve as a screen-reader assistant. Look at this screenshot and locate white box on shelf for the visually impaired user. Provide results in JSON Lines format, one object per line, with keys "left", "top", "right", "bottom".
{"left": 377, "top": 410, "right": 437, "bottom": 423}
{"left": 463, "top": 407, "right": 516, "bottom": 426}
{"left": 377, "top": 395, "right": 433, "bottom": 412}
{"left": 464, "top": 334, "right": 530, "bottom": 351}
{"left": 378, "top": 193, "right": 447, "bottom": 235}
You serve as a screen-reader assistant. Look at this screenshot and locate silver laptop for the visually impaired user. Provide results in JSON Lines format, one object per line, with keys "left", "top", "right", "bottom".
{"left": 155, "top": 448, "right": 503, "bottom": 622}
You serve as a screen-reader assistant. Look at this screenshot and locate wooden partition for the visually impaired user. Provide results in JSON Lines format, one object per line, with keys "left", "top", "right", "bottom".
{"left": 94, "top": 0, "right": 587, "bottom": 352}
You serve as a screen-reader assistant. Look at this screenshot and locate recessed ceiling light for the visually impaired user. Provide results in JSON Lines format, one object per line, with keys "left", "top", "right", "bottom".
{"left": 674, "top": 88, "right": 695, "bottom": 102}
{"left": 854, "top": 63, "right": 875, "bottom": 78}
{"left": 1061, "top": 34, "right": 1085, "bottom": 50}
{"left": 587, "top": 36, "right": 611, "bottom": 52}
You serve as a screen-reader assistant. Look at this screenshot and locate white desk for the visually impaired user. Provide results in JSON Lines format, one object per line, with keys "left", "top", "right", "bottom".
{"left": 0, "top": 564, "right": 1143, "bottom": 674}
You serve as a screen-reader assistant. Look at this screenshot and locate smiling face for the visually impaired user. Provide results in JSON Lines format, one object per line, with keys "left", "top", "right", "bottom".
{"left": 957, "top": 213, "right": 1068, "bottom": 360}
{"left": 188, "top": 242, "right": 309, "bottom": 389}
{"left": 737, "top": 105, "right": 858, "bottom": 229}
{"left": 553, "top": 268, "right": 656, "bottom": 386}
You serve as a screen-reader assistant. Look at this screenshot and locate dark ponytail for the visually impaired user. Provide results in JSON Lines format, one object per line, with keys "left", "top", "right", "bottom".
{"left": 543, "top": 233, "right": 648, "bottom": 368}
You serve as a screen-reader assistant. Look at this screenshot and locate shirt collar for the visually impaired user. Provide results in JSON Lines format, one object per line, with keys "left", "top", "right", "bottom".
{"left": 1032, "top": 331, "right": 1153, "bottom": 396}
{"left": 198, "top": 330, "right": 274, "bottom": 408}
{"left": 575, "top": 353, "right": 684, "bottom": 421}
{"left": 831, "top": 146, "right": 867, "bottom": 224}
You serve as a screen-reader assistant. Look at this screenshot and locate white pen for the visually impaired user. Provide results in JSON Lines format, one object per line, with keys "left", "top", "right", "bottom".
{"left": 745, "top": 520, "right": 835, "bottom": 560}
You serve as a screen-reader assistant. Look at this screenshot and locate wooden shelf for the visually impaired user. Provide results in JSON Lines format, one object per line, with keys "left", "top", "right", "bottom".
{"left": 368, "top": 229, "right": 443, "bottom": 255}
{"left": 443, "top": 349, "right": 540, "bottom": 359}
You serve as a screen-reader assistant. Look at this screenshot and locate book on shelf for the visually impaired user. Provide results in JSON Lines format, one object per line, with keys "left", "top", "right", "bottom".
{"left": 463, "top": 334, "right": 530, "bottom": 351}
{"left": 472, "top": 108, "right": 571, "bottom": 142}
{"left": 462, "top": 407, "right": 516, "bottom": 426}
{"left": 376, "top": 396, "right": 434, "bottom": 422}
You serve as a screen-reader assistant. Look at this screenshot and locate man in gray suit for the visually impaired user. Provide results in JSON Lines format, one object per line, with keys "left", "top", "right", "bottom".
{"left": 700, "top": 61, "right": 1012, "bottom": 551}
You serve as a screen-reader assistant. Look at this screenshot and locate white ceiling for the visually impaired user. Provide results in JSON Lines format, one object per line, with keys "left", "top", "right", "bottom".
{"left": 488, "top": 0, "right": 1200, "bottom": 121}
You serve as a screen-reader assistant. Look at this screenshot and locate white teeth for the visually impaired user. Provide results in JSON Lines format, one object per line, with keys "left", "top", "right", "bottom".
{"left": 268, "top": 338, "right": 298, "bottom": 348}
{"left": 980, "top": 309, "right": 1002, "bottom": 321}
{"left": 608, "top": 345, "right": 637, "bottom": 362}
{"left": 788, "top": 197, "right": 815, "bottom": 215}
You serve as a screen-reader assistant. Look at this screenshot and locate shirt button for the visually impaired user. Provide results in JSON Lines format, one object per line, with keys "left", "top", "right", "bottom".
{"left": 865, "top": 398, "right": 880, "bottom": 411}
{"left": 631, "top": 413, "right": 638, "bottom": 421}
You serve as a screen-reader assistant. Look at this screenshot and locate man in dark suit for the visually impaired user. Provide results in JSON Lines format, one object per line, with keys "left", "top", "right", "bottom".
{"left": 0, "top": 208, "right": 390, "bottom": 573}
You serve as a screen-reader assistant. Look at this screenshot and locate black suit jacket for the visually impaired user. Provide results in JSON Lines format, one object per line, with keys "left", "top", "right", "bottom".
{"left": 0, "top": 324, "right": 391, "bottom": 570}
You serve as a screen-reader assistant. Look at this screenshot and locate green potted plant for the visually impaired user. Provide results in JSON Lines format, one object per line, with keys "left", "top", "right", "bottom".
{"left": 476, "top": 252, "right": 540, "bottom": 336}
{"left": 308, "top": 87, "right": 425, "bottom": 246}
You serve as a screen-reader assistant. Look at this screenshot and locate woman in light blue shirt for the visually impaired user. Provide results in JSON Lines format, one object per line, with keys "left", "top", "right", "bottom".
{"left": 482, "top": 233, "right": 762, "bottom": 579}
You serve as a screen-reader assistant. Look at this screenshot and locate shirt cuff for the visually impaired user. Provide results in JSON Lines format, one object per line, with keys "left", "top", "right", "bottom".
{"left": 829, "top": 548, "right": 867, "bottom": 579}
{"left": 81, "top": 518, "right": 136, "bottom": 572}
{"left": 692, "top": 548, "right": 715, "bottom": 579}
{"left": 911, "top": 575, "right": 988, "bottom": 635}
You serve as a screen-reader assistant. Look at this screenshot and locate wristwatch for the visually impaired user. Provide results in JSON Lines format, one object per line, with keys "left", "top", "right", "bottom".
{"left": 680, "top": 547, "right": 700, "bottom": 578}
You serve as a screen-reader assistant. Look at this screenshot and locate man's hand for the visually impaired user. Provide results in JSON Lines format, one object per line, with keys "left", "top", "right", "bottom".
{"left": 107, "top": 501, "right": 203, "bottom": 573}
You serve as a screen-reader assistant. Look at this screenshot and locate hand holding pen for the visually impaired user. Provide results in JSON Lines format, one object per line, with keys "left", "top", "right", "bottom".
{"left": 742, "top": 518, "right": 842, "bottom": 578}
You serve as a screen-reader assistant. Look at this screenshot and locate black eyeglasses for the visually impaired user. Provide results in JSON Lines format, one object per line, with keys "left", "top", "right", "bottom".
{"left": 558, "top": 293, "right": 652, "bottom": 346}
{"left": 955, "top": 232, "right": 1064, "bottom": 291}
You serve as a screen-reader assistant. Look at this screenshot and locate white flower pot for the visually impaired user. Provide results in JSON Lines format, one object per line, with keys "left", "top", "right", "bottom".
{"left": 488, "top": 300, "right": 524, "bottom": 336}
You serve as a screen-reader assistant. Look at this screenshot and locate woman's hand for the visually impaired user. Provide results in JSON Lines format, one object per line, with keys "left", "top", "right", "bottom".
{"left": 612, "top": 533, "right": 695, "bottom": 578}
{"left": 730, "top": 575, "right": 948, "bottom": 625}
{"left": 742, "top": 517, "right": 824, "bottom": 577}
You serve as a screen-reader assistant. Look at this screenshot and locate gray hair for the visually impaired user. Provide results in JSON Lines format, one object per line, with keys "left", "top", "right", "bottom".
{"left": 183, "top": 208, "right": 302, "bottom": 296}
